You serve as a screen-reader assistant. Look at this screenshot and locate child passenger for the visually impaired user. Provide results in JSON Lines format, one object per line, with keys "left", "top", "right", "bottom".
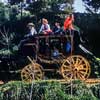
{"left": 52, "top": 22, "right": 63, "bottom": 34}
{"left": 39, "top": 18, "right": 52, "bottom": 35}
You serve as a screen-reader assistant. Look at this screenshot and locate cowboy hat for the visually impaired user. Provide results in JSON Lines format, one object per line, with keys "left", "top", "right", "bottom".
{"left": 27, "top": 23, "right": 34, "bottom": 27}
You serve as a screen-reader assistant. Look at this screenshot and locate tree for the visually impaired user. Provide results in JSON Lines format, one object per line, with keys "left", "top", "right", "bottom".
{"left": 8, "top": 0, "right": 23, "bottom": 5}
{"left": 0, "top": 2, "right": 10, "bottom": 26}
{"left": 6, "top": 0, "right": 75, "bottom": 16}
{"left": 82, "top": 0, "right": 100, "bottom": 13}
{"left": 26, "top": 0, "right": 74, "bottom": 14}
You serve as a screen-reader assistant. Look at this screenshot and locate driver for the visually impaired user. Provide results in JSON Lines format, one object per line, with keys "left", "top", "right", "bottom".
{"left": 18, "top": 22, "right": 37, "bottom": 51}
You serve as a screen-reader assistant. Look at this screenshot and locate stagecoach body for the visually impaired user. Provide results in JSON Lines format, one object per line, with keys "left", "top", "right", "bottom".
{"left": 21, "top": 34, "right": 91, "bottom": 82}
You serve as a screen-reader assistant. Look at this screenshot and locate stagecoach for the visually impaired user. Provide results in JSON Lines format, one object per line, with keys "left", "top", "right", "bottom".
{"left": 21, "top": 34, "right": 91, "bottom": 82}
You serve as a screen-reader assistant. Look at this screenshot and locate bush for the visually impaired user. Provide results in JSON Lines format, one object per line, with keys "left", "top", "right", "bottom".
{"left": 0, "top": 80, "right": 99, "bottom": 100}
{"left": 90, "top": 84, "right": 100, "bottom": 99}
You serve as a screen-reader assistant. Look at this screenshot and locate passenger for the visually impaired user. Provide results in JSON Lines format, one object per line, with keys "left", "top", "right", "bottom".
{"left": 39, "top": 18, "right": 52, "bottom": 35}
{"left": 52, "top": 22, "right": 63, "bottom": 34}
{"left": 18, "top": 22, "right": 37, "bottom": 50}
{"left": 52, "top": 47, "right": 60, "bottom": 58}
{"left": 64, "top": 13, "right": 81, "bottom": 36}
{"left": 64, "top": 13, "right": 75, "bottom": 35}
{"left": 65, "top": 39, "right": 71, "bottom": 54}
{"left": 64, "top": 14, "right": 82, "bottom": 53}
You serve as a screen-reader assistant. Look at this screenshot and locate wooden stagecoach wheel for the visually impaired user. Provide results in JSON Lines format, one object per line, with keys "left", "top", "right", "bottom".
{"left": 21, "top": 63, "right": 43, "bottom": 82}
{"left": 61, "top": 55, "right": 91, "bottom": 81}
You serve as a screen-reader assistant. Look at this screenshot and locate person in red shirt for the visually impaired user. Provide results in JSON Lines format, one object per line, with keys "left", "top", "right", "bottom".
{"left": 64, "top": 14, "right": 81, "bottom": 54}
{"left": 64, "top": 14, "right": 74, "bottom": 31}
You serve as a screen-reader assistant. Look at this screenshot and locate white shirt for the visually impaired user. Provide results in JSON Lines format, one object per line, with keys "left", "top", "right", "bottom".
{"left": 30, "top": 27, "right": 37, "bottom": 35}
{"left": 39, "top": 24, "right": 50, "bottom": 33}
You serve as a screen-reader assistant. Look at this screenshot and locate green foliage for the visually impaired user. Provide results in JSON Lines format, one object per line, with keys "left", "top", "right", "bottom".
{"left": 0, "top": 80, "right": 99, "bottom": 100}
{"left": 16, "top": 10, "right": 31, "bottom": 20}
{"left": 82, "top": 0, "right": 100, "bottom": 13}
{"left": 27, "top": 0, "right": 74, "bottom": 14}
{"left": 0, "top": 28, "right": 18, "bottom": 57}
{"left": 0, "top": 2, "right": 31, "bottom": 26}
{"left": 0, "top": 3, "right": 10, "bottom": 25}
{"left": 90, "top": 84, "right": 100, "bottom": 99}
{"left": 44, "top": 81, "right": 68, "bottom": 100}
{"left": 10, "top": 4, "right": 31, "bottom": 21}
{"left": 27, "top": 1, "right": 45, "bottom": 14}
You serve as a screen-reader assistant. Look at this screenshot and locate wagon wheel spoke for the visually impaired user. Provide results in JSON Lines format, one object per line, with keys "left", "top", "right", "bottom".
{"left": 78, "top": 63, "right": 90, "bottom": 74}
{"left": 62, "top": 64, "right": 71, "bottom": 70}
{"left": 77, "top": 59, "right": 83, "bottom": 66}
{"left": 69, "top": 56, "right": 75, "bottom": 64}
{"left": 35, "top": 74, "right": 42, "bottom": 80}
{"left": 78, "top": 71, "right": 87, "bottom": 76}
{"left": 61, "top": 55, "right": 91, "bottom": 81}
{"left": 66, "top": 59, "right": 72, "bottom": 65}
{"left": 74, "top": 57, "right": 82, "bottom": 66}
{"left": 78, "top": 64, "right": 86, "bottom": 69}
{"left": 63, "top": 71, "right": 73, "bottom": 79}
{"left": 77, "top": 72, "right": 85, "bottom": 80}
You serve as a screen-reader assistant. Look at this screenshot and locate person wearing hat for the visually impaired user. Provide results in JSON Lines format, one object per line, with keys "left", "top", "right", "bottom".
{"left": 18, "top": 22, "right": 37, "bottom": 52}
{"left": 25, "top": 22, "right": 37, "bottom": 37}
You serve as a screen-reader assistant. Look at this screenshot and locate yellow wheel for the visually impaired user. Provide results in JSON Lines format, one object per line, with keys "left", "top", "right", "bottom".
{"left": 21, "top": 63, "right": 43, "bottom": 82}
{"left": 61, "top": 55, "right": 91, "bottom": 81}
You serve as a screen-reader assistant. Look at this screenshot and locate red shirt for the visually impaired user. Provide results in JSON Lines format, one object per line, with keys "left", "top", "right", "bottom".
{"left": 64, "top": 16, "right": 74, "bottom": 30}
